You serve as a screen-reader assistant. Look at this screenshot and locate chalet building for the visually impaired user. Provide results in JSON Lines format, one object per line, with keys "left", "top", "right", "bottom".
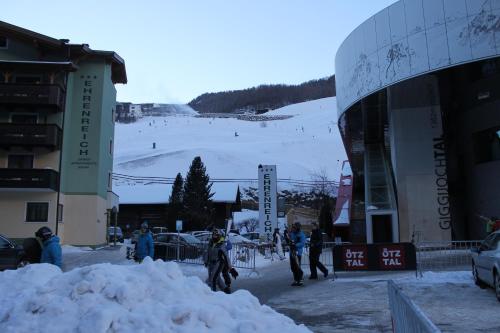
{"left": 114, "top": 183, "right": 241, "bottom": 233}
{"left": 0, "top": 21, "right": 126, "bottom": 245}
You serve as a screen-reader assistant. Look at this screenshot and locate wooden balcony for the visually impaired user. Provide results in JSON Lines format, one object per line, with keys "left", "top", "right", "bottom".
{"left": 0, "top": 123, "right": 62, "bottom": 150}
{"left": 0, "top": 168, "right": 59, "bottom": 191}
{"left": 0, "top": 83, "right": 65, "bottom": 112}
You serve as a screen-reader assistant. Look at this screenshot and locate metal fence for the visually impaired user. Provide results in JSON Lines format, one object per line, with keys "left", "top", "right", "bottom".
{"left": 387, "top": 280, "right": 441, "bottom": 333}
{"left": 301, "top": 242, "right": 336, "bottom": 268}
{"left": 147, "top": 242, "right": 258, "bottom": 271}
{"left": 415, "top": 240, "right": 482, "bottom": 276}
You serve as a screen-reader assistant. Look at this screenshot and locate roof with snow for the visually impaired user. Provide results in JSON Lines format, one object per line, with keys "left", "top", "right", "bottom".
{"left": 115, "top": 183, "right": 239, "bottom": 205}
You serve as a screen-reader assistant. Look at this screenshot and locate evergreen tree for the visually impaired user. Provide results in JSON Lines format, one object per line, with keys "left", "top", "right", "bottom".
{"left": 183, "top": 156, "right": 214, "bottom": 230}
{"left": 318, "top": 197, "right": 333, "bottom": 240}
{"left": 168, "top": 173, "right": 184, "bottom": 229}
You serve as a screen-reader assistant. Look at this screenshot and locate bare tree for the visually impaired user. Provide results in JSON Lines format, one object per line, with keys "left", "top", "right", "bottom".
{"left": 309, "top": 168, "right": 337, "bottom": 198}
{"left": 239, "top": 218, "right": 259, "bottom": 233}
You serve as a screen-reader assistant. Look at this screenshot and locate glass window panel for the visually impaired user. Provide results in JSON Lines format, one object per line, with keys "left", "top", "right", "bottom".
{"left": 443, "top": 0, "right": 468, "bottom": 22}
{"left": 26, "top": 202, "right": 49, "bottom": 222}
{"left": 423, "top": 0, "right": 445, "bottom": 29}
{"left": 467, "top": 10, "right": 497, "bottom": 59}
{"left": 375, "top": 8, "right": 392, "bottom": 48}
{"left": 427, "top": 24, "right": 450, "bottom": 69}
{"left": 446, "top": 17, "right": 473, "bottom": 63}
{"left": 407, "top": 30, "right": 430, "bottom": 74}
{"left": 389, "top": 1, "right": 407, "bottom": 42}
{"left": 405, "top": 0, "right": 425, "bottom": 36}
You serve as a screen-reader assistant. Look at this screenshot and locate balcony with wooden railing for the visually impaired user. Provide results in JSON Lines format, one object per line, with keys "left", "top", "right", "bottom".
{"left": 0, "top": 168, "right": 59, "bottom": 191}
{"left": 0, "top": 83, "right": 65, "bottom": 111}
{"left": 0, "top": 123, "right": 62, "bottom": 150}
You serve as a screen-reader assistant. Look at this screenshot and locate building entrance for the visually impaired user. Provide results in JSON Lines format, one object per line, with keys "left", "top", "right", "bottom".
{"left": 372, "top": 214, "right": 392, "bottom": 243}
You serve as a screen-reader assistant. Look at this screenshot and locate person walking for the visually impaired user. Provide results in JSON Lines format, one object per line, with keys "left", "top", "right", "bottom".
{"left": 35, "top": 227, "right": 62, "bottom": 268}
{"left": 272, "top": 228, "right": 285, "bottom": 260}
{"left": 135, "top": 222, "right": 154, "bottom": 262}
{"left": 308, "top": 222, "right": 328, "bottom": 279}
{"left": 204, "top": 229, "right": 237, "bottom": 293}
{"left": 289, "top": 222, "right": 305, "bottom": 286}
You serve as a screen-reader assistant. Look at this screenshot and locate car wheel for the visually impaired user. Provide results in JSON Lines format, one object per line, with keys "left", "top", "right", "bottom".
{"left": 494, "top": 271, "right": 500, "bottom": 302}
{"left": 472, "top": 262, "right": 486, "bottom": 288}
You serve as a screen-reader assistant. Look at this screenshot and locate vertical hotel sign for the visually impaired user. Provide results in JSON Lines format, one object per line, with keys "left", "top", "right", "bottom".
{"left": 258, "top": 165, "right": 277, "bottom": 242}
{"left": 71, "top": 75, "right": 98, "bottom": 170}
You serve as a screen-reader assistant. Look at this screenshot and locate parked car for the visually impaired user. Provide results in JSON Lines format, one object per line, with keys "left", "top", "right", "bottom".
{"left": 241, "top": 232, "right": 260, "bottom": 242}
{"left": 152, "top": 227, "right": 168, "bottom": 234}
{"left": 0, "top": 234, "right": 28, "bottom": 271}
{"left": 108, "top": 226, "right": 124, "bottom": 243}
{"left": 471, "top": 230, "right": 500, "bottom": 301}
{"left": 193, "top": 231, "right": 212, "bottom": 243}
{"left": 153, "top": 233, "right": 204, "bottom": 261}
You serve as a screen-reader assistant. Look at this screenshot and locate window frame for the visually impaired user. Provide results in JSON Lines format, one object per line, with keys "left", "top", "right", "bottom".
{"left": 0, "top": 36, "right": 8, "bottom": 49}
{"left": 7, "top": 153, "right": 34, "bottom": 169}
{"left": 25, "top": 202, "right": 49, "bottom": 223}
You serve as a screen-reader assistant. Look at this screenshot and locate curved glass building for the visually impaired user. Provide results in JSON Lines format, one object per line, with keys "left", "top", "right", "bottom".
{"left": 335, "top": 0, "right": 500, "bottom": 242}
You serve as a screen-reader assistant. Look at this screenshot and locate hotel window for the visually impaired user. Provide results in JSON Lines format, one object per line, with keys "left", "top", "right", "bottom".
{"left": 109, "top": 139, "right": 113, "bottom": 155}
{"left": 0, "top": 36, "right": 7, "bottom": 49}
{"left": 108, "top": 172, "right": 112, "bottom": 189}
{"left": 8, "top": 154, "right": 33, "bottom": 169}
{"left": 26, "top": 202, "right": 49, "bottom": 222}
{"left": 57, "top": 204, "right": 63, "bottom": 222}
{"left": 473, "top": 126, "right": 500, "bottom": 164}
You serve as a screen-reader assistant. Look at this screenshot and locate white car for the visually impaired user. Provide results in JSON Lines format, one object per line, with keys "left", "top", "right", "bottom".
{"left": 471, "top": 230, "right": 500, "bottom": 302}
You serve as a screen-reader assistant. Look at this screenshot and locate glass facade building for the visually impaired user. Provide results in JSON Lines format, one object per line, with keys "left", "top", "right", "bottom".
{"left": 336, "top": 0, "right": 500, "bottom": 242}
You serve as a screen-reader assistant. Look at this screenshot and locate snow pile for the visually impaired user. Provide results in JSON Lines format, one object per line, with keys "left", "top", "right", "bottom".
{"left": 0, "top": 259, "right": 310, "bottom": 333}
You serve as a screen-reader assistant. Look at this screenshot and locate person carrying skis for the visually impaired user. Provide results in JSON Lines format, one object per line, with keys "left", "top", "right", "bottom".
{"left": 289, "top": 222, "right": 305, "bottom": 286}
{"left": 35, "top": 226, "right": 62, "bottom": 268}
{"left": 308, "top": 222, "right": 328, "bottom": 279}
{"left": 204, "top": 229, "right": 238, "bottom": 293}
{"left": 272, "top": 228, "right": 285, "bottom": 260}
{"left": 135, "top": 221, "right": 154, "bottom": 262}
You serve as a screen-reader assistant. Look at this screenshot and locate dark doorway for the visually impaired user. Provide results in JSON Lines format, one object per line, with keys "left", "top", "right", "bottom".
{"left": 372, "top": 215, "right": 392, "bottom": 243}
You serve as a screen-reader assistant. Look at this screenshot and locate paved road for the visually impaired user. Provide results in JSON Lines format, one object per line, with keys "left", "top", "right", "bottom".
{"left": 62, "top": 245, "right": 127, "bottom": 272}
{"left": 233, "top": 261, "right": 400, "bottom": 333}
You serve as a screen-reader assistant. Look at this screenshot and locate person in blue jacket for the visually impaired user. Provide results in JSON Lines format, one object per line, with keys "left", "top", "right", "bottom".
{"left": 289, "top": 222, "right": 306, "bottom": 286}
{"left": 135, "top": 221, "right": 154, "bottom": 262}
{"left": 35, "top": 226, "right": 62, "bottom": 268}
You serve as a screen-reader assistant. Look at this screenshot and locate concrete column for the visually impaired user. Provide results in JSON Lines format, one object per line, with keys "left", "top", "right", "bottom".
{"left": 388, "top": 75, "right": 452, "bottom": 242}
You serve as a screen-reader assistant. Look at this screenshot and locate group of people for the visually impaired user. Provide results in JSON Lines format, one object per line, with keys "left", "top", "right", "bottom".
{"left": 283, "top": 222, "right": 329, "bottom": 286}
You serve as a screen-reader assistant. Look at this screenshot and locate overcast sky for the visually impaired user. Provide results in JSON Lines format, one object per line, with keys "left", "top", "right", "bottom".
{"left": 2, "top": 0, "right": 397, "bottom": 103}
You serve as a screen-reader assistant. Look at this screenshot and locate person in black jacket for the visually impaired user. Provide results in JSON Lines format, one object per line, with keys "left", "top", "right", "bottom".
{"left": 308, "top": 222, "right": 328, "bottom": 279}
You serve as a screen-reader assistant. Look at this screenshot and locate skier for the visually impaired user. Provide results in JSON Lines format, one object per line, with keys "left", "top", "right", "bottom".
{"left": 135, "top": 221, "right": 154, "bottom": 262}
{"left": 272, "top": 228, "right": 285, "bottom": 260}
{"left": 204, "top": 229, "right": 238, "bottom": 293}
{"left": 35, "top": 226, "right": 62, "bottom": 268}
{"left": 308, "top": 222, "right": 328, "bottom": 279}
{"left": 289, "top": 222, "right": 305, "bottom": 286}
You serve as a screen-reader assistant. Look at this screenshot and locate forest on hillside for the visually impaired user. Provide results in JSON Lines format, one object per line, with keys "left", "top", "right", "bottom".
{"left": 188, "top": 75, "right": 336, "bottom": 114}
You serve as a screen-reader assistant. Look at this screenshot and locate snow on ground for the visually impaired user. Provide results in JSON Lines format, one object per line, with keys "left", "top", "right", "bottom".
{"left": 61, "top": 245, "right": 93, "bottom": 254}
{"left": 113, "top": 97, "right": 346, "bottom": 201}
{"left": 0, "top": 259, "right": 311, "bottom": 333}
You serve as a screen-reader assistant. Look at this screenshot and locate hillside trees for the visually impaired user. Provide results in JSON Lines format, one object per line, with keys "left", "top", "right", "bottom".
{"left": 167, "top": 173, "right": 184, "bottom": 229}
{"left": 182, "top": 156, "right": 214, "bottom": 230}
{"left": 188, "top": 75, "right": 336, "bottom": 114}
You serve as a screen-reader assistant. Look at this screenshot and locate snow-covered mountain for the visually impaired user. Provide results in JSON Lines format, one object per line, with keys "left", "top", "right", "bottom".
{"left": 113, "top": 97, "right": 347, "bottom": 201}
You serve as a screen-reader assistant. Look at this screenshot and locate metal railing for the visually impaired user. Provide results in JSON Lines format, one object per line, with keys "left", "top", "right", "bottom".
{"left": 415, "top": 240, "right": 482, "bottom": 276}
{"left": 301, "top": 242, "right": 336, "bottom": 268}
{"left": 387, "top": 280, "right": 441, "bottom": 333}
{"left": 128, "top": 241, "right": 258, "bottom": 271}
